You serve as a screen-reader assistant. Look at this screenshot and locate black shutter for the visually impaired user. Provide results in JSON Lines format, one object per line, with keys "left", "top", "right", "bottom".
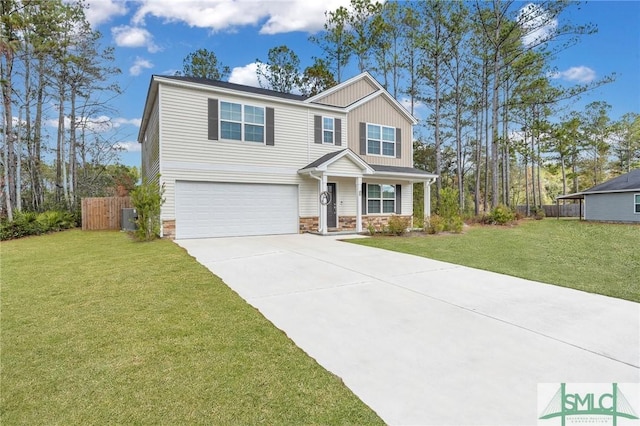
{"left": 360, "top": 122, "right": 366, "bottom": 155}
{"left": 362, "top": 183, "right": 367, "bottom": 214}
{"left": 314, "top": 115, "right": 322, "bottom": 144}
{"left": 396, "top": 128, "right": 401, "bottom": 158}
{"left": 395, "top": 184, "right": 402, "bottom": 214}
{"left": 208, "top": 98, "right": 218, "bottom": 140}
{"left": 335, "top": 118, "right": 342, "bottom": 146}
{"left": 266, "top": 107, "right": 275, "bottom": 146}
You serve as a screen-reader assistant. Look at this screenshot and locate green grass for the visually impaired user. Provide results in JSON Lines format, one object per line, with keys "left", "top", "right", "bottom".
{"left": 1, "top": 230, "right": 383, "bottom": 425}
{"left": 350, "top": 219, "right": 640, "bottom": 303}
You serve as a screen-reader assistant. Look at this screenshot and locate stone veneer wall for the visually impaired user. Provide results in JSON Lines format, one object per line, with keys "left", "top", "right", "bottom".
{"left": 299, "top": 217, "right": 319, "bottom": 233}
{"left": 162, "top": 220, "right": 176, "bottom": 239}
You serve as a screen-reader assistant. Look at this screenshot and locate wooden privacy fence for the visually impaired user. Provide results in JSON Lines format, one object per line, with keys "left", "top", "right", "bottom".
{"left": 516, "top": 204, "right": 581, "bottom": 218}
{"left": 82, "top": 197, "right": 132, "bottom": 230}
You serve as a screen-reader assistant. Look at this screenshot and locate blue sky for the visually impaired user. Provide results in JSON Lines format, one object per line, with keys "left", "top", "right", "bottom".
{"left": 80, "top": 0, "right": 640, "bottom": 168}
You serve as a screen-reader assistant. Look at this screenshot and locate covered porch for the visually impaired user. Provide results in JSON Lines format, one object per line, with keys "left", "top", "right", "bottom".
{"left": 298, "top": 149, "right": 437, "bottom": 235}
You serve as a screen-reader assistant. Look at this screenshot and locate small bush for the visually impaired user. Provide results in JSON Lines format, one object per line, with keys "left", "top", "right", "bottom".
{"left": 449, "top": 215, "right": 464, "bottom": 233}
{"left": 532, "top": 206, "right": 546, "bottom": 220}
{"left": 425, "top": 214, "right": 445, "bottom": 234}
{"left": 366, "top": 222, "right": 376, "bottom": 236}
{"left": 37, "top": 210, "right": 75, "bottom": 231}
{"left": 130, "top": 177, "right": 165, "bottom": 241}
{"left": 385, "top": 215, "right": 410, "bottom": 236}
{"left": 487, "top": 204, "right": 516, "bottom": 225}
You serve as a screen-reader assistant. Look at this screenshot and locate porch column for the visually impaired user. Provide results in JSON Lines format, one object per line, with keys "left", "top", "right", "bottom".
{"left": 356, "top": 176, "right": 362, "bottom": 233}
{"left": 321, "top": 173, "right": 328, "bottom": 235}
{"left": 424, "top": 179, "right": 432, "bottom": 221}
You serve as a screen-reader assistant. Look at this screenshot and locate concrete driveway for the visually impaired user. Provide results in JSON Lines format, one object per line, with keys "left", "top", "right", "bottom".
{"left": 176, "top": 234, "right": 640, "bottom": 425}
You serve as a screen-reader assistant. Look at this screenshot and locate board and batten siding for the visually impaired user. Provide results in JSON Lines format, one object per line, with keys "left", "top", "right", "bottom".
{"left": 585, "top": 192, "right": 640, "bottom": 222}
{"left": 347, "top": 96, "right": 413, "bottom": 167}
{"left": 141, "top": 100, "right": 160, "bottom": 182}
{"left": 312, "top": 78, "right": 378, "bottom": 107}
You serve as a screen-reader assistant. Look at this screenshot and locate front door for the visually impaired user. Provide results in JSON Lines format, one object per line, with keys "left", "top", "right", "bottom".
{"left": 327, "top": 183, "right": 337, "bottom": 228}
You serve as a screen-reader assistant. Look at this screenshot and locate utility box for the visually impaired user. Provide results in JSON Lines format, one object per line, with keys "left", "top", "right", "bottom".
{"left": 121, "top": 208, "right": 138, "bottom": 231}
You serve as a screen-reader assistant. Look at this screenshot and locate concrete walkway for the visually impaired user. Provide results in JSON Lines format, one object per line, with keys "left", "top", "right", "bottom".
{"left": 176, "top": 234, "right": 640, "bottom": 425}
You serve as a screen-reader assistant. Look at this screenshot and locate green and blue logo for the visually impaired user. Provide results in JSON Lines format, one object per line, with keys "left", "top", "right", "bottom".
{"left": 539, "top": 383, "right": 639, "bottom": 426}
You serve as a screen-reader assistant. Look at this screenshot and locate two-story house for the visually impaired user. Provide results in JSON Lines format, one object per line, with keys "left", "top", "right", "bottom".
{"left": 137, "top": 72, "right": 437, "bottom": 239}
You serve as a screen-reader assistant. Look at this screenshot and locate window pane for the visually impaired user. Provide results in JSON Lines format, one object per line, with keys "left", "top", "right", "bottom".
{"left": 368, "top": 200, "right": 381, "bottom": 214}
{"left": 368, "top": 140, "right": 380, "bottom": 155}
{"left": 244, "top": 124, "right": 264, "bottom": 142}
{"left": 244, "top": 105, "right": 264, "bottom": 124}
{"left": 221, "top": 121, "right": 241, "bottom": 140}
{"left": 323, "top": 130, "right": 334, "bottom": 143}
{"left": 367, "top": 124, "right": 380, "bottom": 139}
{"left": 636, "top": 194, "right": 640, "bottom": 203}
{"left": 221, "top": 102, "right": 241, "bottom": 121}
{"left": 636, "top": 204, "right": 640, "bottom": 213}
{"left": 323, "top": 117, "right": 334, "bottom": 131}
{"left": 383, "top": 200, "right": 395, "bottom": 213}
{"left": 382, "top": 141, "right": 395, "bottom": 156}
{"left": 382, "top": 126, "right": 395, "bottom": 141}
{"left": 382, "top": 185, "right": 395, "bottom": 199}
{"left": 367, "top": 184, "right": 381, "bottom": 198}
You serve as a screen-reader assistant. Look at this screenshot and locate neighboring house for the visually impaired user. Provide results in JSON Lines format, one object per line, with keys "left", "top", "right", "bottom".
{"left": 137, "top": 72, "right": 437, "bottom": 239}
{"left": 556, "top": 169, "right": 640, "bottom": 223}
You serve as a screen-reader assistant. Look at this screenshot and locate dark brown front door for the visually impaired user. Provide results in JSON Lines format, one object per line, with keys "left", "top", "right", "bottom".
{"left": 327, "top": 183, "right": 337, "bottom": 228}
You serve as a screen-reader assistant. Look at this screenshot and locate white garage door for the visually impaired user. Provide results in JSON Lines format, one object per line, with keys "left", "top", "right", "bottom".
{"left": 175, "top": 181, "right": 299, "bottom": 239}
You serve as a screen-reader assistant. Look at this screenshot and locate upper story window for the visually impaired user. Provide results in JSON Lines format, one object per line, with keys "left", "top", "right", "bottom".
{"left": 220, "top": 101, "right": 265, "bottom": 143}
{"left": 635, "top": 194, "right": 640, "bottom": 213}
{"left": 323, "top": 117, "right": 334, "bottom": 144}
{"left": 209, "top": 98, "right": 274, "bottom": 145}
{"left": 314, "top": 115, "right": 341, "bottom": 146}
{"left": 367, "top": 123, "right": 396, "bottom": 157}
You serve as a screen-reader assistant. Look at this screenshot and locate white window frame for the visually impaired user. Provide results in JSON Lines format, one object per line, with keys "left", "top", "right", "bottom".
{"left": 366, "top": 123, "right": 395, "bottom": 157}
{"left": 322, "top": 117, "right": 335, "bottom": 144}
{"left": 366, "top": 184, "right": 396, "bottom": 214}
{"left": 634, "top": 193, "right": 640, "bottom": 214}
{"left": 220, "top": 101, "right": 265, "bottom": 143}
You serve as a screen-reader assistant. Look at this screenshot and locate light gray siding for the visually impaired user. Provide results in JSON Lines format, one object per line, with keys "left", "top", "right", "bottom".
{"left": 141, "top": 100, "right": 159, "bottom": 182}
{"left": 585, "top": 192, "right": 640, "bottom": 222}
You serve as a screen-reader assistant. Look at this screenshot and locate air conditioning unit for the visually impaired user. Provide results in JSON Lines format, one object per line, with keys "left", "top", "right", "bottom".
{"left": 121, "top": 208, "right": 138, "bottom": 231}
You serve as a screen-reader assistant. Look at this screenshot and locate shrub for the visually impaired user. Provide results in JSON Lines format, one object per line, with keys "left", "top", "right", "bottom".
{"left": 130, "top": 177, "right": 165, "bottom": 241}
{"left": 487, "top": 204, "right": 515, "bottom": 225}
{"left": 0, "top": 210, "right": 75, "bottom": 241}
{"left": 436, "top": 188, "right": 465, "bottom": 233}
{"left": 366, "top": 222, "right": 376, "bottom": 236}
{"left": 385, "top": 215, "right": 410, "bottom": 236}
{"left": 425, "top": 214, "right": 445, "bottom": 234}
{"left": 532, "top": 206, "right": 546, "bottom": 220}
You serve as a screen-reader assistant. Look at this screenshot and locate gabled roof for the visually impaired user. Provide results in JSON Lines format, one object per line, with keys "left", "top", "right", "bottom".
{"left": 305, "top": 72, "right": 418, "bottom": 125}
{"left": 556, "top": 169, "right": 640, "bottom": 200}
{"left": 299, "top": 149, "right": 374, "bottom": 174}
{"left": 583, "top": 169, "right": 640, "bottom": 193}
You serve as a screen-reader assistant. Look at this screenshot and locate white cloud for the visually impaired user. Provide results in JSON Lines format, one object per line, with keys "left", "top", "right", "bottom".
{"left": 113, "top": 117, "right": 142, "bottom": 127}
{"left": 113, "top": 141, "right": 142, "bottom": 152}
{"left": 551, "top": 66, "right": 596, "bottom": 83}
{"left": 518, "top": 3, "right": 558, "bottom": 47}
{"left": 228, "top": 63, "right": 260, "bottom": 87}
{"left": 399, "top": 97, "right": 424, "bottom": 112}
{"left": 130, "top": 57, "right": 154, "bottom": 76}
{"left": 112, "top": 25, "right": 161, "bottom": 53}
{"left": 131, "top": 0, "right": 350, "bottom": 34}
{"left": 82, "top": 0, "right": 128, "bottom": 27}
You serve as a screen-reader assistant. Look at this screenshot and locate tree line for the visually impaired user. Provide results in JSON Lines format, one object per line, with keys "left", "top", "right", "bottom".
{"left": 1, "top": 0, "right": 136, "bottom": 222}
{"left": 183, "top": 0, "right": 639, "bottom": 215}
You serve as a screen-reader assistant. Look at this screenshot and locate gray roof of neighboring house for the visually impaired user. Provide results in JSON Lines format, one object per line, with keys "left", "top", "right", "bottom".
{"left": 156, "top": 75, "right": 308, "bottom": 101}
{"left": 583, "top": 169, "right": 640, "bottom": 193}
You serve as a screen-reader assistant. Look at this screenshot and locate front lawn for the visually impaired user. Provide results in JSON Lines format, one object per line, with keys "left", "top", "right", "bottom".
{"left": 1, "top": 230, "right": 383, "bottom": 425}
{"left": 350, "top": 219, "right": 639, "bottom": 302}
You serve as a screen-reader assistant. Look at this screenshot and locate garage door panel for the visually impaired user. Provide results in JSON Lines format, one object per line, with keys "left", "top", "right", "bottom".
{"left": 175, "top": 181, "right": 298, "bottom": 239}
